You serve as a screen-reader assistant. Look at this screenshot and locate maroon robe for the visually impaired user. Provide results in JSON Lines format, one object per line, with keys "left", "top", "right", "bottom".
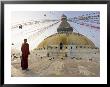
{"left": 21, "top": 43, "right": 30, "bottom": 69}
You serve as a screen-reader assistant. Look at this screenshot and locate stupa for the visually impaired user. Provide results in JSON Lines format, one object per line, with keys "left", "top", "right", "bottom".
{"left": 35, "top": 14, "right": 99, "bottom": 60}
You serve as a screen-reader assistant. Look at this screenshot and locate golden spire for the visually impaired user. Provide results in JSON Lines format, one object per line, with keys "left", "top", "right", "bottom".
{"left": 57, "top": 14, "right": 73, "bottom": 33}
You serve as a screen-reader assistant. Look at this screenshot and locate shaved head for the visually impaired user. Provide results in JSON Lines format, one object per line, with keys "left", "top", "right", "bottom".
{"left": 24, "top": 39, "right": 27, "bottom": 43}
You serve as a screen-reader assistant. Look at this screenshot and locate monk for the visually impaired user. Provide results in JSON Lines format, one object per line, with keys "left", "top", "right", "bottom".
{"left": 21, "top": 39, "right": 30, "bottom": 70}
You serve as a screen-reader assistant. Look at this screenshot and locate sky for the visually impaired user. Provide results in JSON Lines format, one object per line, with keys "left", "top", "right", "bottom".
{"left": 11, "top": 11, "right": 99, "bottom": 25}
{"left": 11, "top": 11, "right": 100, "bottom": 50}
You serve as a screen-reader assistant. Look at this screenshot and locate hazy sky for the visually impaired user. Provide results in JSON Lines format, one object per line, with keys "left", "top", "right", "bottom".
{"left": 11, "top": 11, "right": 99, "bottom": 24}
{"left": 11, "top": 11, "right": 100, "bottom": 50}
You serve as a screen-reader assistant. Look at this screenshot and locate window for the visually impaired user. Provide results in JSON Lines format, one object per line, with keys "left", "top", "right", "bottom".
{"left": 71, "top": 47, "right": 72, "bottom": 49}
{"left": 76, "top": 46, "right": 77, "bottom": 48}
{"left": 65, "top": 54, "right": 67, "bottom": 57}
{"left": 47, "top": 53, "right": 49, "bottom": 57}
{"left": 80, "top": 46, "right": 82, "bottom": 48}
{"left": 60, "top": 42, "right": 63, "bottom": 50}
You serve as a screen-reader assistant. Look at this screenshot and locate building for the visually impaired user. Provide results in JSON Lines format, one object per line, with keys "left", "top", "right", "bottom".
{"left": 35, "top": 14, "right": 100, "bottom": 61}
